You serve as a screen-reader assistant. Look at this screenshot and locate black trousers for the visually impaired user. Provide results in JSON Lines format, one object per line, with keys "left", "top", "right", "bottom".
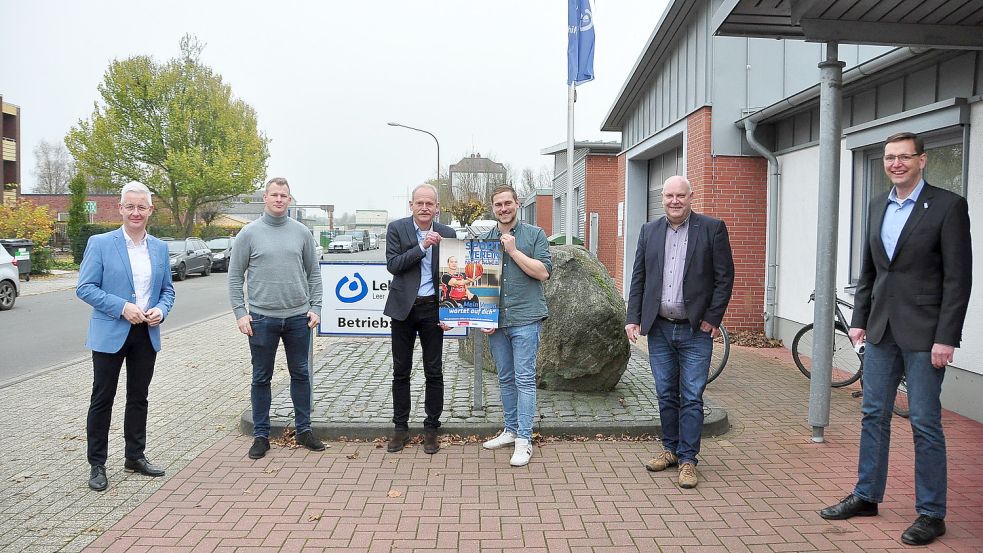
{"left": 87, "top": 323, "right": 157, "bottom": 466}
{"left": 390, "top": 300, "right": 444, "bottom": 429}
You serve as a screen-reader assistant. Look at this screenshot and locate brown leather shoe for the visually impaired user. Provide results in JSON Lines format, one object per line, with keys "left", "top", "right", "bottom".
{"left": 678, "top": 462, "right": 698, "bottom": 489}
{"left": 644, "top": 451, "right": 678, "bottom": 472}
{"left": 387, "top": 428, "right": 409, "bottom": 453}
{"left": 423, "top": 429, "right": 439, "bottom": 455}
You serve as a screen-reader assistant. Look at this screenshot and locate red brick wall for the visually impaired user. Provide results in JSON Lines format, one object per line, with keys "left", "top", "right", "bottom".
{"left": 22, "top": 194, "right": 121, "bottom": 224}
{"left": 686, "top": 107, "right": 767, "bottom": 333}
{"left": 614, "top": 154, "right": 626, "bottom": 292}
{"left": 583, "top": 154, "right": 619, "bottom": 279}
{"left": 535, "top": 193, "right": 552, "bottom": 235}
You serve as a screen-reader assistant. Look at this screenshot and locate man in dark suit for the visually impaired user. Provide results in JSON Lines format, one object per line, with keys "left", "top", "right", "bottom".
{"left": 820, "top": 132, "right": 972, "bottom": 546}
{"left": 383, "top": 183, "right": 456, "bottom": 455}
{"left": 76, "top": 182, "right": 176, "bottom": 491}
{"left": 625, "top": 175, "right": 734, "bottom": 489}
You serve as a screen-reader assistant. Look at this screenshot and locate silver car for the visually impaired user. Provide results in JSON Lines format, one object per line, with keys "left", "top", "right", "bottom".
{"left": 0, "top": 247, "right": 21, "bottom": 310}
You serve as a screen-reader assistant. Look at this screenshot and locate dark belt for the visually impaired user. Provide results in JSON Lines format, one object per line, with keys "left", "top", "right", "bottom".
{"left": 414, "top": 295, "right": 437, "bottom": 306}
{"left": 658, "top": 315, "right": 688, "bottom": 324}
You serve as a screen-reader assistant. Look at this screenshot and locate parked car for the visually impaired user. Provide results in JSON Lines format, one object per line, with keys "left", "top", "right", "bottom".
{"left": 349, "top": 229, "right": 370, "bottom": 252}
{"left": 368, "top": 233, "right": 378, "bottom": 250}
{"left": 163, "top": 237, "right": 212, "bottom": 281}
{"left": 329, "top": 234, "right": 358, "bottom": 253}
{"left": 205, "top": 237, "right": 234, "bottom": 272}
{"left": 0, "top": 247, "right": 20, "bottom": 310}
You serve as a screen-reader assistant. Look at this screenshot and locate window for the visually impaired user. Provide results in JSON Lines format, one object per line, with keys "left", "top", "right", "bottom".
{"left": 850, "top": 130, "right": 966, "bottom": 283}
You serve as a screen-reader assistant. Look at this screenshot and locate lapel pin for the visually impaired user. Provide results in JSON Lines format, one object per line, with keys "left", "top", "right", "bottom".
{"left": 924, "top": 202, "right": 928, "bottom": 209}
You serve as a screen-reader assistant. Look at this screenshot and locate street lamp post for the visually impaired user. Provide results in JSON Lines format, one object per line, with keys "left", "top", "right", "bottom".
{"left": 387, "top": 121, "right": 441, "bottom": 192}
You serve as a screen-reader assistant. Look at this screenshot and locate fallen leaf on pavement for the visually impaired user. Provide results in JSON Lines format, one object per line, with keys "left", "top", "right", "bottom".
{"left": 387, "top": 489, "right": 402, "bottom": 498}
{"left": 346, "top": 451, "right": 359, "bottom": 460}
{"left": 307, "top": 512, "right": 322, "bottom": 521}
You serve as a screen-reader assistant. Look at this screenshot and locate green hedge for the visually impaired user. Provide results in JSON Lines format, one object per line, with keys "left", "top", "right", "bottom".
{"left": 72, "top": 224, "right": 118, "bottom": 263}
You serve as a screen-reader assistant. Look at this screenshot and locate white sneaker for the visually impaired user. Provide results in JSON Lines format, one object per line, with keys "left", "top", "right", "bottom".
{"left": 510, "top": 438, "right": 533, "bottom": 467}
{"left": 482, "top": 430, "right": 517, "bottom": 450}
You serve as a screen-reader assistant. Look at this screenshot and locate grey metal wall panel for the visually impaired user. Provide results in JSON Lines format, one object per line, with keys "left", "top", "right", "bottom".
{"left": 749, "top": 39, "right": 786, "bottom": 108}
{"left": 977, "top": 52, "right": 983, "bottom": 95}
{"left": 711, "top": 35, "right": 751, "bottom": 155}
{"left": 938, "top": 52, "right": 977, "bottom": 99}
{"left": 777, "top": 118, "right": 795, "bottom": 151}
{"left": 842, "top": 96, "right": 853, "bottom": 128}
{"left": 794, "top": 111, "right": 812, "bottom": 144}
{"left": 853, "top": 89, "right": 877, "bottom": 125}
{"left": 784, "top": 41, "right": 824, "bottom": 95}
{"left": 687, "top": 24, "right": 698, "bottom": 112}
{"left": 810, "top": 107, "right": 821, "bottom": 143}
{"left": 876, "top": 80, "right": 904, "bottom": 118}
{"left": 905, "top": 66, "right": 937, "bottom": 110}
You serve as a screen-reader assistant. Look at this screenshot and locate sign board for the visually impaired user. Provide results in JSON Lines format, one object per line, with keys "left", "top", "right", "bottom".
{"left": 318, "top": 262, "right": 467, "bottom": 338}
{"left": 85, "top": 201, "right": 97, "bottom": 214}
{"left": 437, "top": 238, "right": 501, "bottom": 329}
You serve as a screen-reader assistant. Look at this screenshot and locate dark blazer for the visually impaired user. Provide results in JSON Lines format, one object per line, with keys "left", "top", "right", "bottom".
{"left": 383, "top": 216, "right": 456, "bottom": 321}
{"left": 626, "top": 212, "right": 735, "bottom": 335}
{"left": 851, "top": 183, "right": 972, "bottom": 351}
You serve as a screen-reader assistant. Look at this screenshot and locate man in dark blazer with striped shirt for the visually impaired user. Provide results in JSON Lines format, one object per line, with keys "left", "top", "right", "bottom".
{"left": 625, "top": 175, "right": 734, "bottom": 490}
{"left": 383, "top": 184, "right": 456, "bottom": 455}
{"left": 820, "top": 132, "right": 972, "bottom": 546}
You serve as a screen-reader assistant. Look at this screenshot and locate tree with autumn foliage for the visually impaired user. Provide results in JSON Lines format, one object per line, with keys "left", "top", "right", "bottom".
{"left": 0, "top": 201, "right": 55, "bottom": 245}
{"left": 66, "top": 35, "right": 269, "bottom": 237}
{"left": 445, "top": 198, "right": 487, "bottom": 227}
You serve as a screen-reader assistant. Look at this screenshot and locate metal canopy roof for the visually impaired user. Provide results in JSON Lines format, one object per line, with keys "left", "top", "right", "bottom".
{"left": 711, "top": 0, "right": 983, "bottom": 49}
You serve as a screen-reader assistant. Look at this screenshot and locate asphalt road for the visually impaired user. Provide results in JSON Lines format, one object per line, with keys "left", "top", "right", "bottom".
{"left": 0, "top": 272, "right": 233, "bottom": 384}
{"left": 0, "top": 248, "right": 387, "bottom": 385}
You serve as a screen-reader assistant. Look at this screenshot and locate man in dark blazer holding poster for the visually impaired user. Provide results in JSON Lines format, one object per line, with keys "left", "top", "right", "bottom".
{"left": 383, "top": 183, "right": 456, "bottom": 455}
{"left": 820, "top": 132, "right": 972, "bottom": 546}
{"left": 625, "top": 175, "right": 734, "bottom": 490}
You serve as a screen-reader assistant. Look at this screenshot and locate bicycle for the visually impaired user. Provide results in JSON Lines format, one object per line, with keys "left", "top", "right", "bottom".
{"left": 707, "top": 325, "right": 730, "bottom": 384}
{"left": 791, "top": 292, "right": 909, "bottom": 417}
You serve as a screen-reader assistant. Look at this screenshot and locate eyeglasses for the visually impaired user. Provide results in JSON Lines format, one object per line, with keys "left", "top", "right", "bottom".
{"left": 121, "top": 204, "right": 151, "bottom": 213}
{"left": 883, "top": 153, "right": 921, "bottom": 164}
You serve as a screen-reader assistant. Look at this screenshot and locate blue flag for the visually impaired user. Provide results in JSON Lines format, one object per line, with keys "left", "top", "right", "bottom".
{"left": 567, "top": 0, "right": 595, "bottom": 85}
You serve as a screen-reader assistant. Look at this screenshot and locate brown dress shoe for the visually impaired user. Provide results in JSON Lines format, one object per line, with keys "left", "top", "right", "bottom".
{"left": 423, "top": 429, "right": 439, "bottom": 454}
{"left": 678, "top": 462, "right": 698, "bottom": 489}
{"left": 387, "top": 428, "right": 409, "bottom": 453}
{"left": 644, "top": 451, "right": 678, "bottom": 472}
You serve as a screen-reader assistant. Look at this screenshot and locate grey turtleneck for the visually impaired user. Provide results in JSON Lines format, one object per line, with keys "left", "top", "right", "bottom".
{"left": 228, "top": 211, "right": 323, "bottom": 320}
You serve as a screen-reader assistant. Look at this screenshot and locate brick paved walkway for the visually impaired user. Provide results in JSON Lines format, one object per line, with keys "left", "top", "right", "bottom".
{"left": 82, "top": 344, "right": 983, "bottom": 552}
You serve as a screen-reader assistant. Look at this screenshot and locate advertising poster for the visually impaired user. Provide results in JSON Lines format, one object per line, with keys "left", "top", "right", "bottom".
{"left": 319, "top": 262, "right": 466, "bottom": 338}
{"left": 438, "top": 238, "right": 502, "bottom": 329}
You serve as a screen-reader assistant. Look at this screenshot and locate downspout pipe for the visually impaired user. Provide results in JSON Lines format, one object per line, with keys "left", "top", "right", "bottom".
{"left": 744, "top": 120, "right": 780, "bottom": 339}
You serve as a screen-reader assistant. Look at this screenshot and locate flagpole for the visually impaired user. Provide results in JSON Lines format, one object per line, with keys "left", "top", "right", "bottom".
{"left": 566, "top": 83, "right": 576, "bottom": 244}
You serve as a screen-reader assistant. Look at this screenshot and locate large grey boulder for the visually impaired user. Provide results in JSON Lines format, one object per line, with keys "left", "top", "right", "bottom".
{"left": 459, "top": 245, "right": 630, "bottom": 391}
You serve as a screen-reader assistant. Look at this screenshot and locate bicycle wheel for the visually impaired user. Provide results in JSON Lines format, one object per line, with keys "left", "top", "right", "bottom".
{"left": 707, "top": 325, "right": 730, "bottom": 384}
{"left": 893, "top": 375, "right": 910, "bottom": 418}
{"left": 791, "top": 322, "right": 863, "bottom": 387}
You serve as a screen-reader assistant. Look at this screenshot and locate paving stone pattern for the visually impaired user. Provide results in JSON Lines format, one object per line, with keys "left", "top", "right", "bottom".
{"left": 0, "top": 316, "right": 331, "bottom": 553}
{"left": 89, "top": 345, "right": 983, "bottom": 552}
{"left": 267, "top": 339, "right": 726, "bottom": 439}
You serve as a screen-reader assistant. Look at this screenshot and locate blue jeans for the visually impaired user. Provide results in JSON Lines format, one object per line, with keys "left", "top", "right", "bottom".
{"left": 248, "top": 313, "right": 313, "bottom": 439}
{"left": 854, "top": 327, "right": 947, "bottom": 519}
{"left": 488, "top": 322, "right": 541, "bottom": 441}
{"left": 648, "top": 319, "right": 713, "bottom": 465}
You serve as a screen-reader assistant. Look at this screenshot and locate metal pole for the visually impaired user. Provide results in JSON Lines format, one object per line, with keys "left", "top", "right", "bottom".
{"left": 809, "top": 43, "right": 845, "bottom": 443}
{"left": 566, "top": 83, "right": 576, "bottom": 243}
{"left": 387, "top": 121, "right": 442, "bottom": 220}
{"left": 472, "top": 330, "right": 484, "bottom": 412}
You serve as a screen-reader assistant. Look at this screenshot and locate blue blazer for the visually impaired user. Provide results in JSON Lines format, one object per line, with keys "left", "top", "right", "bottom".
{"left": 77, "top": 228, "right": 176, "bottom": 353}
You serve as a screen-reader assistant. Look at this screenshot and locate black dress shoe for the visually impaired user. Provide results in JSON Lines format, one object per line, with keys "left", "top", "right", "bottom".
{"left": 423, "top": 429, "right": 439, "bottom": 455}
{"left": 124, "top": 457, "right": 165, "bottom": 477}
{"left": 819, "top": 495, "right": 878, "bottom": 520}
{"left": 248, "top": 437, "right": 270, "bottom": 459}
{"left": 901, "top": 515, "right": 946, "bottom": 545}
{"left": 88, "top": 465, "right": 108, "bottom": 491}
{"left": 296, "top": 430, "right": 326, "bottom": 452}
{"left": 387, "top": 428, "right": 409, "bottom": 453}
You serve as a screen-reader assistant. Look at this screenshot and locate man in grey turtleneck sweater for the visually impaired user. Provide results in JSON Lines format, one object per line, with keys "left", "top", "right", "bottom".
{"left": 228, "top": 177, "right": 325, "bottom": 459}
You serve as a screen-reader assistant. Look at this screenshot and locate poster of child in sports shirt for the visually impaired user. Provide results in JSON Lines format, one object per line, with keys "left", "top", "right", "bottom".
{"left": 438, "top": 238, "right": 501, "bottom": 328}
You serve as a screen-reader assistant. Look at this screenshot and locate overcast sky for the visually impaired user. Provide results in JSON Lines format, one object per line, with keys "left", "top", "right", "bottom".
{"left": 4, "top": 1, "right": 667, "bottom": 219}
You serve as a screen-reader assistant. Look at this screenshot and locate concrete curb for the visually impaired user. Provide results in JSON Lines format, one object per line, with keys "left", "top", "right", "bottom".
{"left": 240, "top": 405, "right": 730, "bottom": 441}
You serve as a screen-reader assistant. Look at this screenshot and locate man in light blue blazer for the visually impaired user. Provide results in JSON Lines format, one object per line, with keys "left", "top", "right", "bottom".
{"left": 77, "top": 182, "right": 175, "bottom": 491}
